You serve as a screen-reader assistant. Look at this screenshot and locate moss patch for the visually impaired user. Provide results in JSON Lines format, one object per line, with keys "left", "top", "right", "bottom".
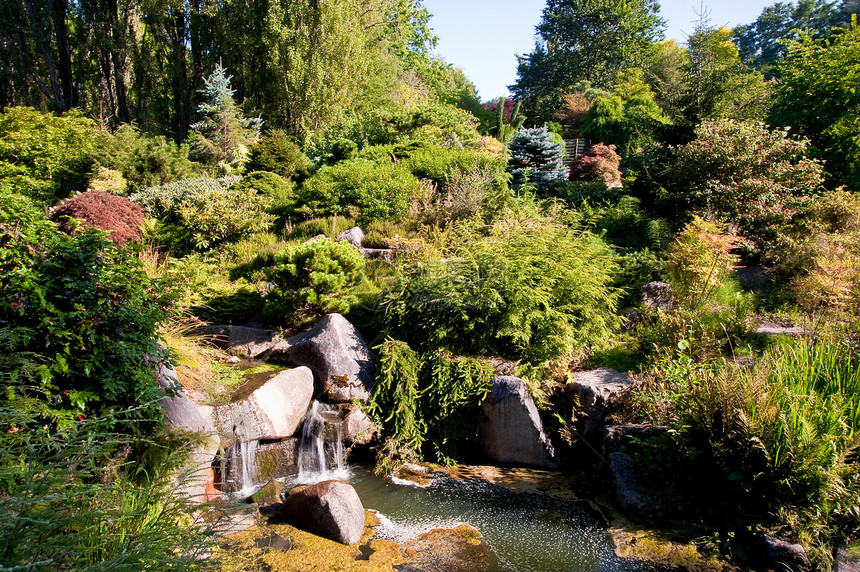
{"left": 218, "top": 511, "right": 404, "bottom": 571}
{"left": 610, "top": 520, "right": 740, "bottom": 572}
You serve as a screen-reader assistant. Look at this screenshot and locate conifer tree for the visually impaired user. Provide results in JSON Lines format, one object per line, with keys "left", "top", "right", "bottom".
{"left": 190, "top": 64, "right": 262, "bottom": 169}
{"left": 507, "top": 126, "right": 566, "bottom": 189}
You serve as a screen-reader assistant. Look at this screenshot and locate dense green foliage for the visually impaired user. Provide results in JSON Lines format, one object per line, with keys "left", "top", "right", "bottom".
{"left": 511, "top": 0, "right": 665, "bottom": 122}
{"left": 367, "top": 340, "right": 494, "bottom": 465}
{"left": 638, "top": 337, "right": 860, "bottom": 564}
{"left": 246, "top": 130, "right": 311, "bottom": 181}
{"left": 381, "top": 208, "right": 620, "bottom": 366}
{"left": 0, "top": 191, "right": 169, "bottom": 427}
{"left": 0, "top": 406, "right": 222, "bottom": 570}
{"left": 735, "top": 0, "right": 844, "bottom": 72}
{"left": 297, "top": 158, "right": 420, "bottom": 222}
{"left": 0, "top": 107, "right": 99, "bottom": 203}
{"left": 771, "top": 17, "right": 860, "bottom": 189}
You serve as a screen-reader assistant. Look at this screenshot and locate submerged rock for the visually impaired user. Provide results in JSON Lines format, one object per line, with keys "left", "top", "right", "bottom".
{"left": 268, "top": 313, "right": 375, "bottom": 402}
{"left": 480, "top": 376, "right": 560, "bottom": 469}
{"left": 214, "top": 367, "right": 314, "bottom": 446}
{"left": 280, "top": 480, "right": 365, "bottom": 545}
{"left": 396, "top": 524, "right": 496, "bottom": 572}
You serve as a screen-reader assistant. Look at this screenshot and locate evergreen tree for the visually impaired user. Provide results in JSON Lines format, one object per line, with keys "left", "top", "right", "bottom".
{"left": 507, "top": 126, "right": 566, "bottom": 190}
{"left": 190, "top": 64, "right": 262, "bottom": 169}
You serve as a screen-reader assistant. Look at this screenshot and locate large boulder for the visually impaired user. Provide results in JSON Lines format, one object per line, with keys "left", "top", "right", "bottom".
{"left": 279, "top": 480, "right": 365, "bottom": 545}
{"left": 268, "top": 314, "right": 375, "bottom": 402}
{"left": 156, "top": 361, "right": 219, "bottom": 503}
{"left": 609, "top": 452, "right": 656, "bottom": 513}
{"left": 336, "top": 226, "right": 365, "bottom": 248}
{"left": 201, "top": 325, "right": 283, "bottom": 359}
{"left": 213, "top": 367, "right": 314, "bottom": 446}
{"left": 568, "top": 368, "right": 634, "bottom": 441}
{"left": 399, "top": 524, "right": 496, "bottom": 572}
{"left": 480, "top": 376, "right": 560, "bottom": 469}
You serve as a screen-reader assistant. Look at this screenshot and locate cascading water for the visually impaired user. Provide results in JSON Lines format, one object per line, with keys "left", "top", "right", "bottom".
{"left": 296, "top": 401, "right": 349, "bottom": 483}
{"left": 224, "top": 438, "right": 262, "bottom": 498}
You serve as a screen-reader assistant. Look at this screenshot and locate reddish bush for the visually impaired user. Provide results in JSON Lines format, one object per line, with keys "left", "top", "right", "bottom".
{"left": 569, "top": 143, "right": 622, "bottom": 187}
{"left": 51, "top": 190, "right": 144, "bottom": 246}
{"left": 481, "top": 97, "right": 517, "bottom": 122}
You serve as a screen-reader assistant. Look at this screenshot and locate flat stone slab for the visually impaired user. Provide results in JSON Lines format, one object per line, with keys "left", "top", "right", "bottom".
{"left": 200, "top": 325, "right": 283, "bottom": 358}
{"left": 569, "top": 368, "right": 634, "bottom": 412}
{"left": 754, "top": 325, "right": 810, "bottom": 336}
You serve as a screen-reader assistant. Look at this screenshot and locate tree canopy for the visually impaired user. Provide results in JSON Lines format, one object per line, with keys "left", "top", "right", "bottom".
{"left": 511, "top": 0, "right": 665, "bottom": 124}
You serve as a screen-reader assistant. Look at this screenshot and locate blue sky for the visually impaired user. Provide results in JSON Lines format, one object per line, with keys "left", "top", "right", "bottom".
{"left": 421, "top": 0, "right": 780, "bottom": 101}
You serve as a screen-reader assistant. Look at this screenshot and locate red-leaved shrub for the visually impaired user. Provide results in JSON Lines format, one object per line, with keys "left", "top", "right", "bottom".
{"left": 51, "top": 190, "right": 144, "bottom": 246}
{"left": 569, "top": 143, "right": 622, "bottom": 187}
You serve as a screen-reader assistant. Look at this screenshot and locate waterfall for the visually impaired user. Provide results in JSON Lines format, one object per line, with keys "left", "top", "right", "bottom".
{"left": 224, "top": 438, "right": 262, "bottom": 498}
{"left": 296, "top": 401, "right": 349, "bottom": 483}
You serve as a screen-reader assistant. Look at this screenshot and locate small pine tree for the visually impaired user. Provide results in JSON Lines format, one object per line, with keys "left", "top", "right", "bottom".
{"left": 190, "top": 64, "right": 263, "bottom": 169}
{"left": 506, "top": 125, "right": 566, "bottom": 189}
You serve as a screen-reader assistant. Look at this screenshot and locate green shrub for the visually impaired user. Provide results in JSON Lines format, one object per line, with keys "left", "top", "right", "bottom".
{"left": 367, "top": 340, "right": 495, "bottom": 465}
{"left": 612, "top": 248, "right": 664, "bottom": 308}
{"left": 231, "top": 171, "right": 295, "bottom": 209}
{"left": 664, "top": 217, "right": 741, "bottom": 311}
{"left": 178, "top": 185, "right": 275, "bottom": 250}
{"left": 50, "top": 190, "right": 145, "bottom": 246}
{"left": 0, "top": 190, "right": 169, "bottom": 427}
{"left": 0, "top": 107, "right": 100, "bottom": 204}
{"left": 246, "top": 129, "right": 311, "bottom": 180}
{"left": 265, "top": 238, "right": 367, "bottom": 326}
{"left": 132, "top": 176, "right": 241, "bottom": 222}
{"left": 590, "top": 195, "right": 669, "bottom": 251}
{"left": 666, "top": 119, "right": 824, "bottom": 254}
{"left": 104, "top": 125, "right": 196, "bottom": 191}
{"left": 380, "top": 210, "right": 620, "bottom": 367}
{"left": 286, "top": 216, "right": 357, "bottom": 241}
{"left": 297, "top": 159, "right": 420, "bottom": 222}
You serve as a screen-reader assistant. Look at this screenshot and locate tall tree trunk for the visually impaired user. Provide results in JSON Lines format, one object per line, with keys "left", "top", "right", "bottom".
{"left": 107, "top": 0, "right": 130, "bottom": 123}
{"left": 171, "top": 6, "right": 189, "bottom": 142}
{"left": 50, "top": 0, "right": 75, "bottom": 110}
